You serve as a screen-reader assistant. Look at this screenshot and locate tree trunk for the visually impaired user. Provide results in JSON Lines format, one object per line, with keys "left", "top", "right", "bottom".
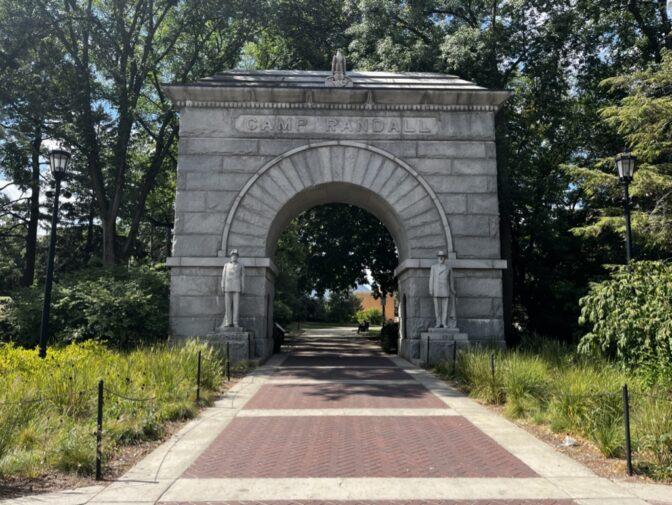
{"left": 21, "top": 126, "right": 41, "bottom": 287}
{"left": 84, "top": 200, "right": 94, "bottom": 261}
{"left": 380, "top": 294, "right": 387, "bottom": 322}
{"left": 120, "top": 123, "right": 176, "bottom": 260}
{"left": 101, "top": 216, "right": 116, "bottom": 265}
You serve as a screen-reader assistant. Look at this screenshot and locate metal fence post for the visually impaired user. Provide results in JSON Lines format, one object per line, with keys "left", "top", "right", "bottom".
{"left": 490, "top": 352, "right": 496, "bottom": 400}
{"left": 96, "top": 379, "right": 104, "bottom": 481}
{"left": 426, "top": 337, "right": 430, "bottom": 367}
{"left": 622, "top": 383, "right": 633, "bottom": 476}
{"left": 226, "top": 342, "right": 231, "bottom": 382}
{"left": 196, "top": 350, "right": 202, "bottom": 402}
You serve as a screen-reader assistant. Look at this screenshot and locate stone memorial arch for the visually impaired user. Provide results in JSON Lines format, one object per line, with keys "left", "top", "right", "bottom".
{"left": 165, "top": 66, "right": 509, "bottom": 363}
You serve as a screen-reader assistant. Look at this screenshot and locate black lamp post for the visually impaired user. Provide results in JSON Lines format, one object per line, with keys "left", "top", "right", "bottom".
{"left": 38, "top": 147, "right": 71, "bottom": 358}
{"left": 615, "top": 150, "right": 637, "bottom": 264}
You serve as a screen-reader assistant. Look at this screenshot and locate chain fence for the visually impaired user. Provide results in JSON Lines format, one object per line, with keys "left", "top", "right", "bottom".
{"left": 0, "top": 346, "right": 238, "bottom": 481}
{"left": 426, "top": 340, "right": 672, "bottom": 479}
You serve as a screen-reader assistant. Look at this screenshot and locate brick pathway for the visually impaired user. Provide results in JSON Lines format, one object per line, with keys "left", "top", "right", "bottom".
{"left": 159, "top": 330, "right": 576, "bottom": 504}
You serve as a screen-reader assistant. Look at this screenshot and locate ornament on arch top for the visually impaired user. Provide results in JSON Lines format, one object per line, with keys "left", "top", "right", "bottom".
{"left": 325, "top": 50, "right": 353, "bottom": 88}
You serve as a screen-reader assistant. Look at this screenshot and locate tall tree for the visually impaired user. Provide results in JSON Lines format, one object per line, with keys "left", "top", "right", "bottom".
{"left": 25, "top": 0, "right": 258, "bottom": 264}
{"left": 567, "top": 50, "right": 672, "bottom": 257}
{"left": 0, "top": 0, "right": 69, "bottom": 286}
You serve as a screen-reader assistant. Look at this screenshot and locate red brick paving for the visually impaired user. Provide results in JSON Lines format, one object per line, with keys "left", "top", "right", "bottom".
{"left": 244, "top": 383, "right": 447, "bottom": 409}
{"left": 183, "top": 416, "right": 537, "bottom": 478}
{"left": 161, "top": 501, "right": 576, "bottom": 505}
{"left": 272, "top": 366, "right": 413, "bottom": 381}
{"left": 281, "top": 355, "right": 397, "bottom": 367}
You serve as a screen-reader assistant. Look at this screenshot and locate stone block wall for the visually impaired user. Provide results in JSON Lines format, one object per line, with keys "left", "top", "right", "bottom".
{"left": 168, "top": 104, "right": 507, "bottom": 362}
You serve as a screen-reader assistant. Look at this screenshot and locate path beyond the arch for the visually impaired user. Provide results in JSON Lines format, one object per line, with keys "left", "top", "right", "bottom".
{"left": 9, "top": 328, "right": 671, "bottom": 505}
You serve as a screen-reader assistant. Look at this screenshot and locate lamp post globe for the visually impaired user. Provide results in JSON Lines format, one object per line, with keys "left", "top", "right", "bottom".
{"left": 48, "top": 148, "right": 72, "bottom": 177}
{"left": 38, "top": 146, "right": 72, "bottom": 358}
{"left": 615, "top": 149, "right": 637, "bottom": 264}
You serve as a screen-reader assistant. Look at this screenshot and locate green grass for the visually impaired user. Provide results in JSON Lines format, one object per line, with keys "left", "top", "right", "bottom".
{"left": 435, "top": 343, "right": 672, "bottom": 480}
{"left": 0, "top": 340, "right": 223, "bottom": 478}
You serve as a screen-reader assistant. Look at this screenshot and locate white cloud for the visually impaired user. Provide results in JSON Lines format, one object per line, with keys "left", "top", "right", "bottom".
{"left": 0, "top": 179, "right": 23, "bottom": 200}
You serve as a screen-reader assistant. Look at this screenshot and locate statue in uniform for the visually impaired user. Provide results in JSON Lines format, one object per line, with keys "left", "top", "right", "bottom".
{"left": 428, "top": 250, "right": 457, "bottom": 328}
{"left": 219, "top": 249, "right": 245, "bottom": 329}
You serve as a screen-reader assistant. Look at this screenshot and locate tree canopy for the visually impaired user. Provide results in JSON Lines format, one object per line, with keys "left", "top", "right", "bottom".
{"left": 1, "top": 0, "right": 671, "bottom": 342}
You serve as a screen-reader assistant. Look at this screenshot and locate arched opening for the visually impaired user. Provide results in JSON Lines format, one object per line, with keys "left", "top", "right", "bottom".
{"left": 272, "top": 201, "right": 399, "bottom": 335}
{"left": 216, "top": 143, "right": 458, "bottom": 359}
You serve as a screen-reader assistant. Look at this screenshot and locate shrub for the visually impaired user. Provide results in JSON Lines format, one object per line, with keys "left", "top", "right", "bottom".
{"left": 454, "top": 349, "right": 505, "bottom": 404}
{"left": 0, "top": 340, "right": 222, "bottom": 477}
{"left": 273, "top": 299, "right": 293, "bottom": 325}
{"left": 578, "top": 261, "right": 672, "bottom": 378}
{"left": 0, "top": 265, "right": 169, "bottom": 349}
{"left": 634, "top": 395, "right": 672, "bottom": 477}
{"left": 355, "top": 308, "right": 383, "bottom": 325}
{"left": 379, "top": 322, "right": 399, "bottom": 353}
{"left": 442, "top": 346, "right": 672, "bottom": 472}
{"left": 501, "top": 354, "right": 551, "bottom": 419}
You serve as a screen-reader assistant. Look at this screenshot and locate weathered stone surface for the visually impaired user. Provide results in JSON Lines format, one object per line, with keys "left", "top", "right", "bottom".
{"left": 438, "top": 111, "right": 495, "bottom": 139}
{"left": 168, "top": 69, "right": 508, "bottom": 357}
{"left": 221, "top": 155, "right": 273, "bottom": 173}
{"left": 171, "top": 275, "right": 219, "bottom": 296}
{"left": 180, "top": 138, "right": 259, "bottom": 155}
{"left": 407, "top": 158, "right": 451, "bottom": 175}
{"left": 175, "top": 212, "right": 227, "bottom": 235}
{"left": 452, "top": 158, "right": 497, "bottom": 175}
{"left": 449, "top": 215, "right": 491, "bottom": 237}
{"left": 185, "top": 171, "right": 251, "bottom": 191}
{"left": 456, "top": 297, "right": 497, "bottom": 318}
{"left": 258, "top": 139, "right": 309, "bottom": 156}
{"left": 439, "top": 194, "right": 468, "bottom": 214}
{"left": 456, "top": 277, "right": 503, "bottom": 298}
{"left": 454, "top": 236, "right": 501, "bottom": 258}
{"left": 426, "top": 175, "right": 496, "bottom": 193}
{"left": 178, "top": 155, "right": 223, "bottom": 173}
{"left": 170, "top": 316, "right": 218, "bottom": 337}
{"left": 468, "top": 194, "right": 500, "bottom": 214}
{"left": 368, "top": 140, "right": 417, "bottom": 158}
{"left": 170, "top": 295, "right": 222, "bottom": 317}
{"left": 417, "top": 141, "right": 488, "bottom": 158}
{"left": 458, "top": 318, "right": 505, "bottom": 339}
{"left": 172, "top": 234, "right": 220, "bottom": 257}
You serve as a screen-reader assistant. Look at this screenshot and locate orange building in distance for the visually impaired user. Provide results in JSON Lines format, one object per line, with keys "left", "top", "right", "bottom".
{"left": 355, "top": 291, "right": 396, "bottom": 321}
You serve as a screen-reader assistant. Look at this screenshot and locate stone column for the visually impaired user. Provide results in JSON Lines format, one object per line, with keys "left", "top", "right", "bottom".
{"left": 238, "top": 263, "right": 276, "bottom": 361}
{"left": 397, "top": 266, "right": 434, "bottom": 361}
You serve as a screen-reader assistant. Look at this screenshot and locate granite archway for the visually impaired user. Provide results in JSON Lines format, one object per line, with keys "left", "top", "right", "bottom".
{"left": 165, "top": 68, "right": 510, "bottom": 364}
{"left": 220, "top": 141, "right": 454, "bottom": 262}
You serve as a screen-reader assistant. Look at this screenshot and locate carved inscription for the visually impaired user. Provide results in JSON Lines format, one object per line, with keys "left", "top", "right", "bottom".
{"left": 234, "top": 115, "right": 439, "bottom": 135}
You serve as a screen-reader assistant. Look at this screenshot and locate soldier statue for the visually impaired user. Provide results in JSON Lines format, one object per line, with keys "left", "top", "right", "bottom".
{"left": 219, "top": 249, "right": 245, "bottom": 329}
{"left": 429, "top": 250, "right": 457, "bottom": 328}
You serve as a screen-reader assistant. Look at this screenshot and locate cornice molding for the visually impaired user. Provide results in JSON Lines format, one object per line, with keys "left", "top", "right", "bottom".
{"left": 172, "top": 100, "right": 500, "bottom": 112}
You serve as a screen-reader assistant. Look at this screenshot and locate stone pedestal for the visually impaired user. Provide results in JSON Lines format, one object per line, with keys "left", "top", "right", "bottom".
{"left": 418, "top": 327, "right": 468, "bottom": 367}
{"left": 205, "top": 328, "right": 254, "bottom": 365}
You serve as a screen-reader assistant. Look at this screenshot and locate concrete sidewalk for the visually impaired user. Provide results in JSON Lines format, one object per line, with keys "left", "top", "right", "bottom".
{"left": 3, "top": 328, "right": 671, "bottom": 505}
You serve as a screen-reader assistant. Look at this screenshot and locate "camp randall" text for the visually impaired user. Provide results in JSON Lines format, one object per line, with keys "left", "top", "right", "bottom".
{"left": 234, "top": 115, "right": 439, "bottom": 135}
